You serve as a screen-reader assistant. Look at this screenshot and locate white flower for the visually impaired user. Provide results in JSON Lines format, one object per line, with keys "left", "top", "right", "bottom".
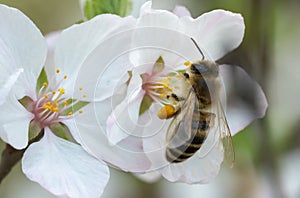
{"left": 0, "top": 4, "right": 139, "bottom": 197}
{"left": 75, "top": 1, "right": 267, "bottom": 184}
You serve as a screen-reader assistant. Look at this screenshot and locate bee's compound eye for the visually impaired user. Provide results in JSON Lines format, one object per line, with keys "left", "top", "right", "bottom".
{"left": 157, "top": 105, "right": 176, "bottom": 119}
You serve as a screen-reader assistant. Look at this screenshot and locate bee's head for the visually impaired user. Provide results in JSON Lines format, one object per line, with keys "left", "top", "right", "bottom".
{"left": 189, "top": 60, "right": 219, "bottom": 77}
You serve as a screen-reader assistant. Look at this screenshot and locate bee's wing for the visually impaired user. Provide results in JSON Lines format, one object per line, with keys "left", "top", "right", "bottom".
{"left": 166, "top": 89, "right": 198, "bottom": 148}
{"left": 217, "top": 101, "right": 235, "bottom": 167}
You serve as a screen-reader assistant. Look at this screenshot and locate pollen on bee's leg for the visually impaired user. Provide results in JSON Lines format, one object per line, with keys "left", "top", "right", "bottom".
{"left": 157, "top": 105, "right": 176, "bottom": 119}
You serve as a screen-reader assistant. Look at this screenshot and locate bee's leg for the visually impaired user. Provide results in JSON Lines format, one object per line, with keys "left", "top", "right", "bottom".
{"left": 171, "top": 93, "right": 185, "bottom": 102}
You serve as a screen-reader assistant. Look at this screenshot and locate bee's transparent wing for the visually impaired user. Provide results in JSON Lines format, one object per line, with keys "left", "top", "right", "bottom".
{"left": 166, "top": 89, "right": 197, "bottom": 148}
{"left": 197, "top": 100, "right": 235, "bottom": 164}
{"left": 217, "top": 101, "right": 235, "bottom": 167}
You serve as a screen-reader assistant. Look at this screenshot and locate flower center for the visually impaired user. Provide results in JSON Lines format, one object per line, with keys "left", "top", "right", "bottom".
{"left": 31, "top": 69, "right": 84, "bottom": 128}
{"left": 142, "top": 72, "right": 186, "bottom": 119}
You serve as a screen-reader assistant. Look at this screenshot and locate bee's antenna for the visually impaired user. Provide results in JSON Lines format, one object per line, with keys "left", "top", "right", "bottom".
{"left": 190, "top": 37, "right": 205, "bottom": 60}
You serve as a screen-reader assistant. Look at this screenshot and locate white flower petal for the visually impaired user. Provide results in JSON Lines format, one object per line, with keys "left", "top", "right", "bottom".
{"left": 131, "top": 10, "right": 204, "bottom": 68}
{"left": 54, "top": 14, "right": 135, "bottom": 98}
{"left": 22, "top": 128, "right": 109, "bottom": 198}
{"left": 0, "top": 68, "right": 23, "bottom": 105}
{"left": 134, "top": 171, "right": 162, "bottom": 183}
{"left": 179, "top": 9, "right": 245, "bottom": 61}
{"left": 71, "top": 25, "right": 135, "bottom": 102}
{"left": 92, "top": 54, "right": 132, "bottom": 101}
{"left": 139, "top": 1, "right": 152, "bottom": 15}
{"left": 220, "top": 65, "right": 268, "bottom": 135}
{"left": 106, "top": 71, "right": 144, "bottom": 144}
{"left": 160, "top": 141, "right": 223, "bottom": 184}
{"left": 0, "top": 4, "right": 47, "bottom": 99}
{"left": 44, "top": 31, "right": 61, "bottom": 82}
{"left": 75, "top": 103, "right": 152, "bottom": 172}
{"left": 0, "top": 95, "right": 33, "bottom": 149}
{"left": 173, "top": 5, "right": 192, "bottom": 17}
{"left": 131, "top": 0, "right": 148, "bottom": 17}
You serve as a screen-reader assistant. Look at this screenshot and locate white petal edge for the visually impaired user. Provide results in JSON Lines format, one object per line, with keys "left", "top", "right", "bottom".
{"left": 179, "top": 9, "right": 245, "bottom": 61}
{"left": 22, "top": 128, "right": 109, "bottom": 198}
{"left": 173, "top": 5, "right": 192, "bottom": 17}
{"left": 0, "top": 95, "right": 33, "bottom": 149}
{"left": 0, "top": 4, "right": 47, "bottom": 99}
{"left": 220, "top": 65, "right": 268, "bottom": 135}
{"left": 134, "top": 171, "right": 162, "bottom": 183}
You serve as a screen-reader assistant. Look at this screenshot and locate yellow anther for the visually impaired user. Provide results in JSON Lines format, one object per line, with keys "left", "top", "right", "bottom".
{"left": 44, "top": 95, "right": 49, "bottom": 99}
{"left": 82, "top": 94, "right": 87, "bottom": 98}
{"left": 157, "top": 105, "right": 176, "bottom": 119}
{"left": 54, "top": 102, "right": 59, "bottom": 107}
{"left": 68, "top": 111, "right": 73, "bottom": 115}
{"left": 46, "top": 102, "right": 51, "bottom": 105}
{"left": 79, "top": 110, "right": 83, "bottom": 114}
{"left": 52, "top": 107, "right": 59, "bottom": 112}
{"left": 56, "top": 69, "right": 61, "bottom": 73}
{"left": 52, "top": 91, "right": 56, "bottom": 95}
{"left": 184, "top": 61, "right": 191, "bottom": 67}
{"left": 159, "top": 93, "right": 165, "bottom": 98}
{"left": 58, "top": 88, "right": 65, "bottom": 94}
{"left": 43, "top": 82, "right": 48, "bottom": 87}
{"left": 64, "top": 75, "right": 68, "bottom": 79}
{"left": 79, "top": 87, "right": 83, "bottom": 91}
{"left": 174, "top": 86, "right": 180, "bottom": 90}
{"left": 63, "top": 101, "right": 68, "bottom": 106}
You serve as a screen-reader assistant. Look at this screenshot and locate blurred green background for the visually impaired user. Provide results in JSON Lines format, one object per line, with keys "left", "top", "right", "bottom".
{"left": 0, "top": 0, "right": 300, "bottom": 197}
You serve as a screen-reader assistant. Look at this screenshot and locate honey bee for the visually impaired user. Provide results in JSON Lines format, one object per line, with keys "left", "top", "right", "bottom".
{"left": 161, "top": 38, "right": 235, "bottom": 165}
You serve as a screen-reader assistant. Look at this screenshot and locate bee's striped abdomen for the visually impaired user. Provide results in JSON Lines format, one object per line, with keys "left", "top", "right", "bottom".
{"left": 166, "top": 107, "right": 215, "bottom": 163}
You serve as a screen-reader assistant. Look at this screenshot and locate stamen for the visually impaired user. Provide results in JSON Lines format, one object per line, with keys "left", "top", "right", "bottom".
{"left": 58, "top": 88, "right": 65, "bottom": 94}
{"left": 68, "top": 111, "right": 73, "bottom": 115}
{"left": 79, "top": 87, "right": 83, "bottom": 91}
{"left": 43, "top": 82, "right": 48, "bottom": 87}
{"left": 56, "top": 69, "right": 61, "bottom": 74}
{"left": 82, "top": 94, "right": 87, "bottom": 98}
{"left": 64, "top": 75, "right": 68, "bottom": 79}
